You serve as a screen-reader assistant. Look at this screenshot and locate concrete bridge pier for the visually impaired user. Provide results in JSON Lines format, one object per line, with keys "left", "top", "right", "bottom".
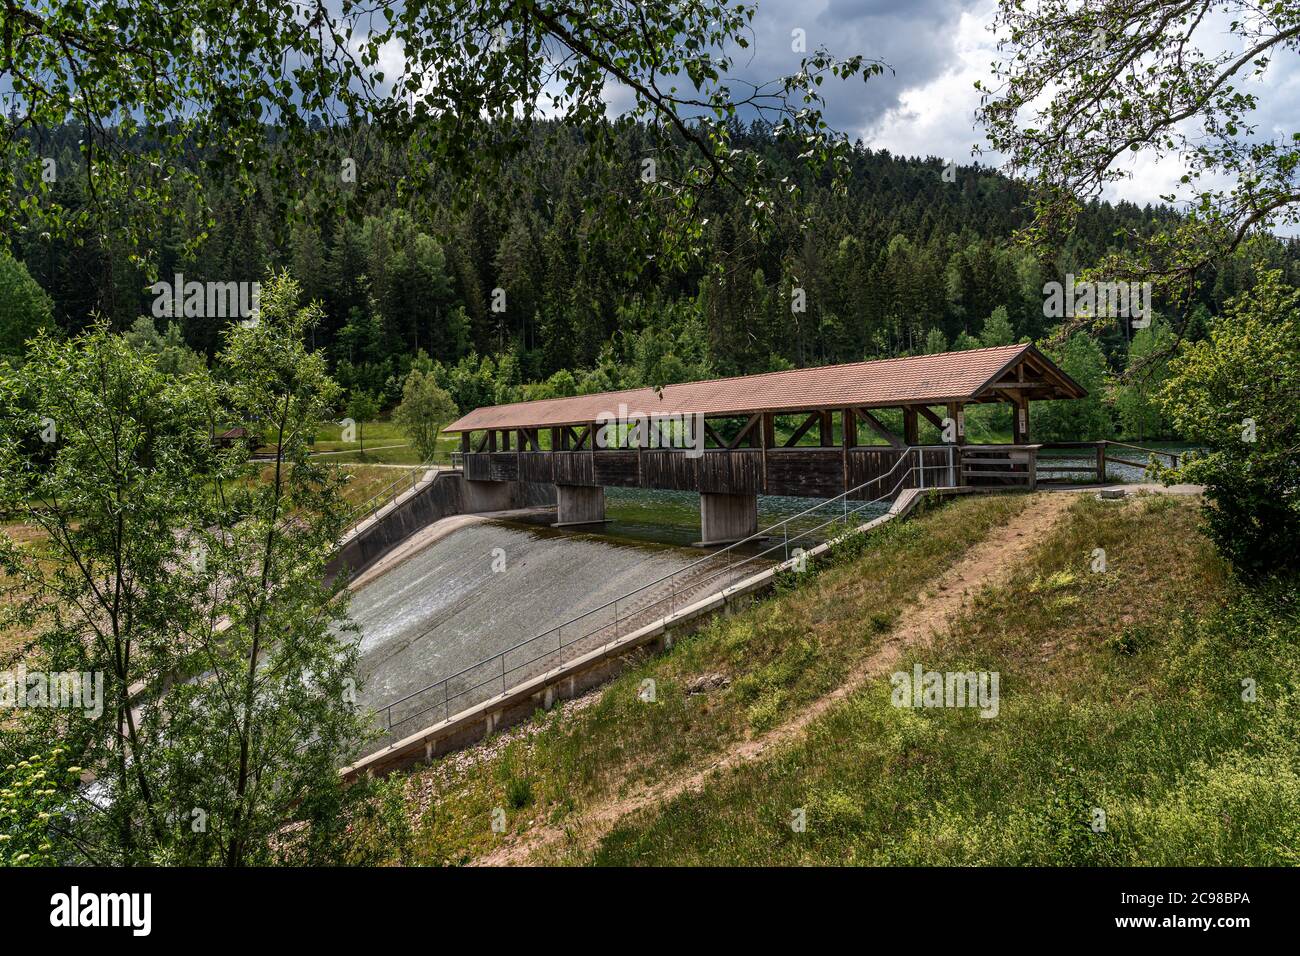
{"left": 463, "top": 479, "right": 516, "bottom": 512}
{"left": 699, "top": 491, "right": 758, "bottom": 545}
{"left": 554, "top": 484, "right": 606, "bottom": 526}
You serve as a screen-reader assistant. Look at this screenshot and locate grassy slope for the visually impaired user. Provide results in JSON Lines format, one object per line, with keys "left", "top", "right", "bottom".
{"left": 587, "top": 494, "right": 1300, "bottom": 866}
{"left": 360, "top": 491, "right": 1030, "bottom": 865}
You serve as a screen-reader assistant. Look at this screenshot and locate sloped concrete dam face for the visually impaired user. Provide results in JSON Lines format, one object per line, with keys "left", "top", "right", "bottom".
{"left": 347, "top": 520, "right": 734, "bottom": 751}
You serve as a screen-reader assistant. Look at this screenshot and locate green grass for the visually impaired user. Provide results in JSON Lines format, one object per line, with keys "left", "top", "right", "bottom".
{"left": 309, "top": 420, "right": 459, "bottom": 465}
{"left": 342, "top": 491, "right": 1031, "bottom": 865}
{"left": 334, "top": 464, "right": 428, "bottom": 512}
{"left": 581, "top": 494, "right": 1300, "bottom": 866}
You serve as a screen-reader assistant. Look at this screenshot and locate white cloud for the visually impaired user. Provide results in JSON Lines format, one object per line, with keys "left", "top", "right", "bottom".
{"left": 861, "top": 0, "right": 997, "bottom": 164}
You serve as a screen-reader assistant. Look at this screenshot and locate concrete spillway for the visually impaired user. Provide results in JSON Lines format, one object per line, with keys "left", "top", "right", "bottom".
{"left": 351, "top": 521, "right": 706, "bottom": 698}
{"left": 344, "top": 486, "right": 892, "bottom": 753}
{"left": 347, "top": 517, "right": 734, "bottom": 748}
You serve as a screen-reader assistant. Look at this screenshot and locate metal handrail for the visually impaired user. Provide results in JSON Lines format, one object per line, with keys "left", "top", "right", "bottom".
{"left": 337, "top": 441, "right": 470, "bottom": 538}
{"left": 371, "top": 446, "right": 947, "bottom": 736}
{"left": 339, "top": 461, "right": 444, "bottom": 532}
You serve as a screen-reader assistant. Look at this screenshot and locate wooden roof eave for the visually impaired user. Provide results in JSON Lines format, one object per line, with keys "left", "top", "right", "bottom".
{"left": 971, "top": 344, "right": 1088, "bottom": 402}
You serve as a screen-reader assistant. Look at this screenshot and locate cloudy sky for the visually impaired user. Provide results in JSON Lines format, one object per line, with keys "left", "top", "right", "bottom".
{"left": 707, "top": 0, "right": 1300, "bottom": 214}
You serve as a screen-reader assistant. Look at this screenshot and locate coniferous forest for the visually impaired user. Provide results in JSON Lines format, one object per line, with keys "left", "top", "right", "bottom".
{"left": 7, "top": 120, "right": 1299, "bottom": 442}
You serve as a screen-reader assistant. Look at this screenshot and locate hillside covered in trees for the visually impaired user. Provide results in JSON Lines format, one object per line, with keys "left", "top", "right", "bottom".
{"left": 5, "top": 120, "right": 1300, "bottom": 442}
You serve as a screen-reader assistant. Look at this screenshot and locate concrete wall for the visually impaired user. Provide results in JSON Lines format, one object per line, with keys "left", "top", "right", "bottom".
{"left": 463, "top": 478, "right": 516, "bottom": 512}
{"left": 327, "top": 475, "right": 556, "bottom": 583}
{"left": 699, "top": 491, "right": 758, "bottom": 544}
{"left": 554, "top": 484, "right": 606, "bottom": 526}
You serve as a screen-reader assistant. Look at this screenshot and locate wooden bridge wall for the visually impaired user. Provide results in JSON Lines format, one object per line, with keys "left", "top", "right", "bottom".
{"left": 462, "top": 446, "right": 957, "bottom": 499}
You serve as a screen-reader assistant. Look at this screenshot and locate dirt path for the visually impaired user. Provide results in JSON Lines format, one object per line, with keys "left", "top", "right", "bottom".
{"left": 473, "top": 492, "right": 1075, "bottom": 866}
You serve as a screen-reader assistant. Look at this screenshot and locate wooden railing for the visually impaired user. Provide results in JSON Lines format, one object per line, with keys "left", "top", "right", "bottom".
{"left": 1036, "top": 441, "right": 1180, "bottom": 484}
{"left": 459, "top": 440, "right": 1180, "bottom": 495}
{"left": 459, "top": 444, "right": 959, "bottom": 498}
{"left": 960, "top": 445, "right": 1039, "bottom": 488}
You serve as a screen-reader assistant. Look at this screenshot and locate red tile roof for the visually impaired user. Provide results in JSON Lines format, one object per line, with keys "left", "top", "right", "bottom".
{"left": 444, "top": 343, "right": 1084, "bottom": 432}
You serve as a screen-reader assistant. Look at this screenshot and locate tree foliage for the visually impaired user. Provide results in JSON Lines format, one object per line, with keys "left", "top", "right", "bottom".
{"left": 0, "top": 274, "right": 368, "bottom": 864}
{"left": 979, "top": 0, "right": 1300, "bottom": 324}
{"left": 345, "top": 389, "right": 380, "bottom": 455}
{"left": 1158, "top": 270, "right": 1300, "bottom": 576}
{"left": 1031, "top": 333, "right": 1115, "bottom": 442}
{"left": 0, "top": 249, "right": 52, "bottom": 357}
{"left": 1, "top": 0, "right": 881, "bottom": 272}
{"left": 1112, "top": 321, "right": 1176, "bottom": 441}
{"left": 392, "top": 369, "right": 458, "bottom": 462}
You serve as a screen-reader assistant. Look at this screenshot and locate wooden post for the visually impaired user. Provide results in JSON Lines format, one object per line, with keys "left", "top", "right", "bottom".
{"left": 819, "top": 409, "right": 834, "bottom": 448}
{"left": 760, "top": 412, "right": 771, "bottom": 493}
{"left": 460, "top": 432, "right": 470, "bottom": 454}
{"left": 841, "top": 408, "right": 855, "bottom": 493}
{"left": 1013, "top": 397, "right": 1030, "bottom": 445}
{"left": 903, "top": 407, "right": 919, "bottom": 446}
{"left": 487, "top": 430, "right": 498, "bottom": 452}
{"left": 1096, "top": 442, "right": 1106, "bottom": 483}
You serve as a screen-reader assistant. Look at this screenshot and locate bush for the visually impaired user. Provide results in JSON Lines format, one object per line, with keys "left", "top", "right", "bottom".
{"left": 504, "top": 775, "right": 534, "bottom": 810}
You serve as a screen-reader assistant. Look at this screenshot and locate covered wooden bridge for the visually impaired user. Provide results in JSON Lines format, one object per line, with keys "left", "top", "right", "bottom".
{"left": 444, "top": 343, "right": 1086, "bottom": 543}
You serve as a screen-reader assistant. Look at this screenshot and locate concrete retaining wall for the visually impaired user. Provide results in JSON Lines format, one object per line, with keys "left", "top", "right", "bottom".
{"left": 699, "top": 491, "right": 759, "bottom": 544}
{"left": 555, "top": 484, "right": 607, "bottom": 526}
{"left": 327, "top": 474, "right": 556, "bottom": 582}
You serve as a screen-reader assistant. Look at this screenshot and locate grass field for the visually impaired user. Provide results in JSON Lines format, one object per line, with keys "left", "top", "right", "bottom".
{"left": 310, "top": 420, "right": 459, "bottom": 465}
{"left": 584, "top": 494, "right": 1300, "bottom": 866}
